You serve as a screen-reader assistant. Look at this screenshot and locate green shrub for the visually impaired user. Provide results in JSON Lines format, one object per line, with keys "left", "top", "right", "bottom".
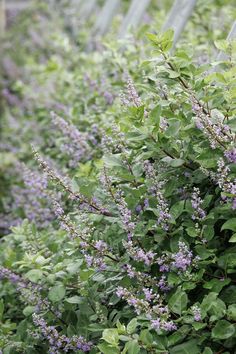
{"left": 0, "top": 25, "right": 236, "bottom": 353}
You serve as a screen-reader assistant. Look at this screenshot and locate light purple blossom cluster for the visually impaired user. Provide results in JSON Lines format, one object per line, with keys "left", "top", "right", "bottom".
{"left": 191, "top": 97, "right": 232, "bottom": 149}
{"left": 2, "top": 88, "right": 22, "bottom": 107}
{"left": 81, "top": 240, "right": 109, "bottom": 271}
{"left": 216, "top": 158, "right": 236, "bottom": 209}
{"left": 135, "top": 198, "right": 149, "bottom": 214}
{"left": 52, "top": 200, "right": 76, "bottom": 237}
{"left": 51, "top": 112, "right": 92, "bottom": 167}
{"left": 150, "top": 319, "right": 177, "bottom": 331}
{"left": 34, "top": 149, "right": 111, "bottom": 217}
{"left": 53, "top": 200, "right": 117, "bottom": 267}
{"left": 143, "top": 287, "right": 154, "bottom": 301}
{"left": 143, "top": 160, "right": 170, "bottom": 230}
{"left": 115, "top": 192, "right": 135, "bottom": 241}
{"left": 116, "top": 287, "right": 176, "bottom": 332}
{"left": 125, "top": 241, "right": 156, "bottom": 266}
{"left": 3, "top": 164, "right": 56, "bottom": 230}
{"left": 157, "top": 241, "right": 194, "bottom": 273}
{"left": 84, "top": 73, "right": 115, "bottom": 106}
{"left": 123, "top": 264, "right": 158, "bottom": 289}
{"left": 101, "top": 127, "right": 126, "bottom": 154}
{"left": 224, "top": 148, "right": 236, "bottom": 164}
{"left": 32, "top": 314, "right": 92, "bottom": 353}
{"left": 116, "top": 286, "right": 153, "bottom": 315}
{"left": 158, "top": 275, "right": 171, "bottom": 292}
{"left": 172, "top": 242, "right": 193, "bottom": 271}
{"left": 120, "top": 75, "right": 142, "bottom": 108}
{"left": 192, "top": 305, "right": 202, "bottom": 322}
{"left": 83, "top": 254, "right": 107, "bottom": 271}
{"left": 191, "top": 187, "right": 206, "bottom": 220}
{"left": 0, "top": 267, "right": 53, "bottom": 313}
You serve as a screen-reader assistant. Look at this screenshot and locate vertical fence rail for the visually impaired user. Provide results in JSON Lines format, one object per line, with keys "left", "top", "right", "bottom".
{"left": 162, "top": 0, "right": 197, "bottom": 48}
{"left": 119, "top": 0, "right": 151, "bottom": 37}
{"left": 0, "top": 0, "right": 5, "bottom": 36}
{"left": 217, "top": 21, "right": 236, "bottom": 61}
{"left": 93, "top": 0, "right": 121, "bottom": 37}
{"left": 80, "top": 0, "right": 97, "bottom": 20}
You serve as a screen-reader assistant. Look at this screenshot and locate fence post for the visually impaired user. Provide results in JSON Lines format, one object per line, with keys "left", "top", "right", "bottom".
{"left": 119, "top": 0, "right": 151, "bottom": 37}
{"left": 80, "top": 0, "right": 97, "bottom": 20}
{"left": 162, "top": 0, "right": 197, "bottom": 48}
{"left": 93, "top": 0, "right": 120, "bottom": 37}
{"left": 217, "top": 21, "right": 236, "bottom": 61}
{"left": 0, "top": 0, "right": 5, "bottom": 36}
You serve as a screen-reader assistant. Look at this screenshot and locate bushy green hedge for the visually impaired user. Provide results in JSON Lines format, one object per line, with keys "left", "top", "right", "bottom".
{"left": 0, "top": 1, "right": 236, "bottom": 353}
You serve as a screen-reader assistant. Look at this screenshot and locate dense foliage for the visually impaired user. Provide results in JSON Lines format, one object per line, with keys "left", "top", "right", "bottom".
{"left": 0, "top": 1, "right": 236, "bottom": 353}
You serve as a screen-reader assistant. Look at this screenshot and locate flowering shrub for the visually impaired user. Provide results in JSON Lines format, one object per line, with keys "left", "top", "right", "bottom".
{"left": 1, "top": 1, "right": 236, "bottom": 354}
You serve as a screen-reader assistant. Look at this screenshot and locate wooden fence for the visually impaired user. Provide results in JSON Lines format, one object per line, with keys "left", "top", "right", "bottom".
{"left": 0, "top": 0, "right": 235, "bottom": 56}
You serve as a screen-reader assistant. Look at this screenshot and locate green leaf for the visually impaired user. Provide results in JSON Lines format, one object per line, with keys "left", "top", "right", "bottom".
{"left": 168, "top": 70, "right": 180, "bottom": 79}
{"left": 186, "top": 227, "right": 198, "bottom": 238}
{"left": 221, "top": 218, "right": 236, "bottom": 232}
{"left": 161, "top": 29, "right": 174, "bottom": 52}
{"left": 220, "top": 286, "right": 236, "bottom": 304}
{"left": 169, "top": 288, "right": 188, "bottom": 315}
{"left": 48, "top": 283, "right": 66, "bottom": 302}
{"left": 65, "top": 296, "right": 82, "bottom": 304}
{"left": 149, "top": 105, "right": 161, "bottom": 127}
{"left": 103, "top": 154, "right": 124, "bottom": 168}
{"left": 23, "top": 306, "right": 35, "bottom": 317}
{"left": 102, "top": 329, "right": 119, "bottom": 346}
{"left": 123, "top": 340, "right": 140, "bottom": 354}
{"left": 169, "top": 339, "right": 200, "bottom": 354}
{"left": 229, "top": 233, "right": 236, "bottom": 242}
{"left": 214, "top": 39, "right": 228, "bottom": 53}
{"left": 227, "top": 304, "right": 236, "bottom": 321}
{"left": 169, "top": 159, "right": 185, "bottom": 167}
{"left": 116, "top": 320, "right": 126, "bottom": 334}
{"left": 146, "top": 32, "right": 159, "bottom": 46}
{"left": 203, "top": 278, "right": 230, "bottom": 293}
{"left": 212, "top": 320, "right": 235, "bottom": 339}
{"left": 165, "top": 119, "right": 181, "bottom": 137}
{"left": 201, "top": 292, "right": 226, "bottom": 318}
{"left": 127, "top": 318, "right": 138, "bottom": 334}
{"left": 170, "top": 200, "right": 185, "bottom": 220}
{"left": 139, "top": 329, "right": 153, "bottom": 345}
{"left": 25, "top": 269, "right": 43, "bottom": 282}
{"left": 202, "top": 348, "right": 213, "bottom": 354}
{"left": 98, "top": 342, "right": 120, "bottom": 354}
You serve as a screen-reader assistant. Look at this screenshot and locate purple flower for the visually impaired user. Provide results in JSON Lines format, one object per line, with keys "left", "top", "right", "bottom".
{"left": 225, "top": 148, "right": 236, "bottom": 163}
{"left": 135, "top": 204, "right": 142, "bottom": 213}
{"left": 144, "top": 198, "right": 149, "bottom": 209}
{"left": 143, "top": 288, "right": 153, "bottom": 302}
{"left": 33, "top": 314, "right": 92, "bottom": 352}
{"left": 192, "top": 306, "right": 201, "bottom": 322}
{"left": 94, "top": 240, "right": 108, "bottom": 252}
{"left": 51, "top": 112, "right": 92, "bottom": 167}
{"left": 191, "top": 187, "right": 206, "bottom": 220}
{"left": 162, "top": 321, "right": 177, "bottom": 331}
{"left": 143, "top": 161, "right": 170, "bottom": 230}
{"left": 158, "top": 275, "right": 171, "bottom": 292}
{"left": 115, "top": 192, "right": 135, "bottom": 240}
{"left": 126, "top": 265, "right": 136, "bottom": 278}
{"left": 191, "top": 96, "right": 232, "bottom": 149}
{"left": 103, "top": 91, "right": 114, "bottom": 105}
{"left": 125, "top": 241, "right": 156, "bottom": 266}
{"left": 151, "top": 319, "right": 160, "bottom": 330}
{"left": 116, "top": 287, "right": 125, "bottom": 298}
{"left": 171, "top": 242, "right": 193, "bottom": 271}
